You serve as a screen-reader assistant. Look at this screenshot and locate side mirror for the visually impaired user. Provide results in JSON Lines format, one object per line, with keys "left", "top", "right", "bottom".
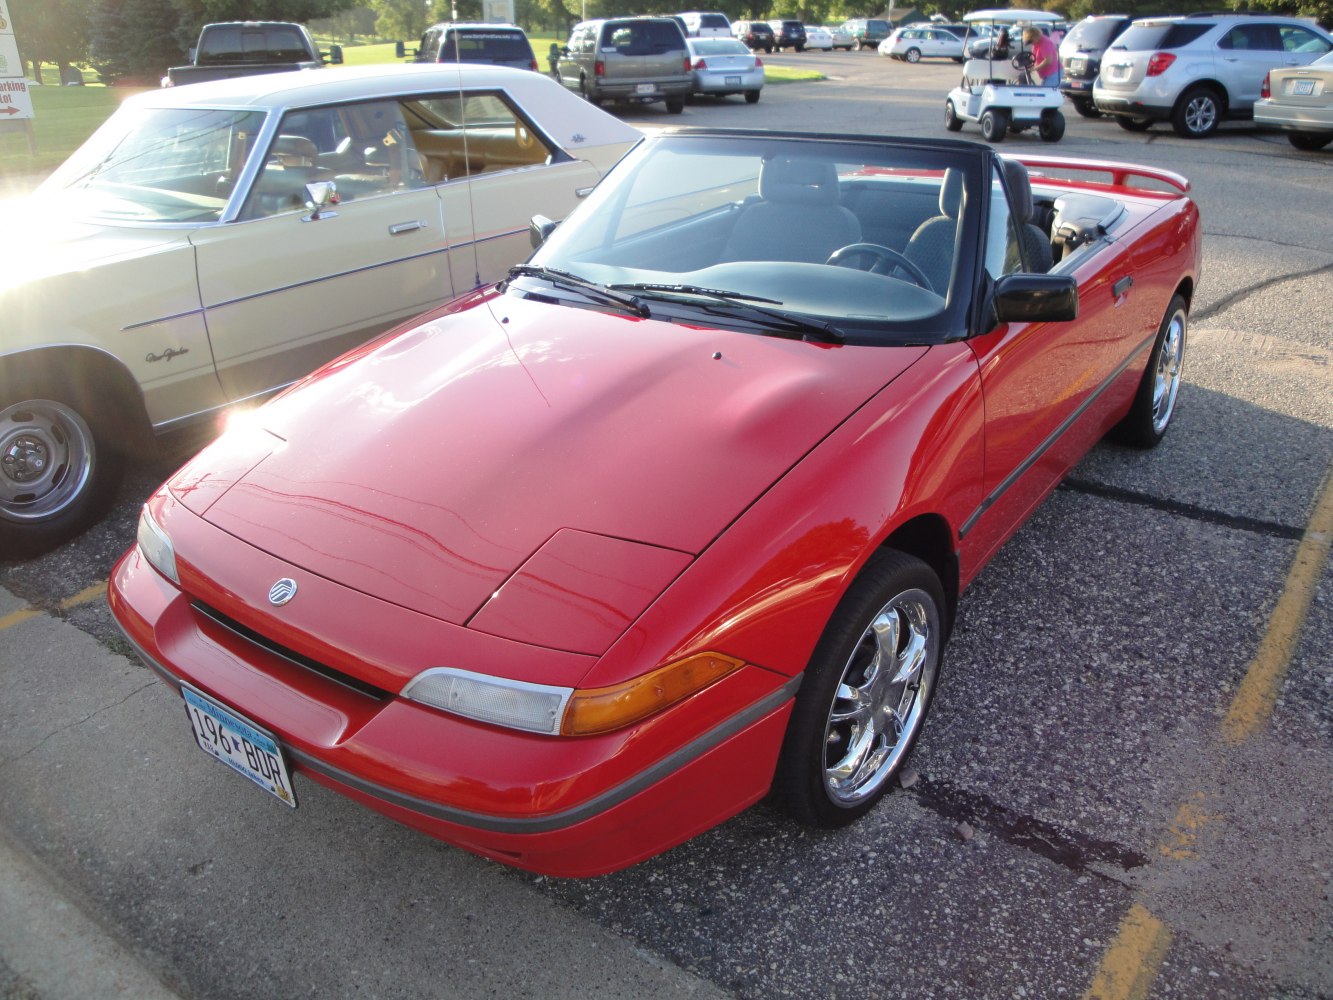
{"left": 560, "top": 46, "right": 571, "bottom": 56}
{"left": 303, "top": 181, "right": 339, "bottom": 222}
{"left": 395, "top": 40, "right": 406, "bottom": 58}
{"left": 529, "top": 215, "right": 558, "bottom": 248}
{"left": 991, "top": 272, "right": 1078, "bottom": 324}
{"left": 328, "top": 44, "right": 343, "bottom": 65}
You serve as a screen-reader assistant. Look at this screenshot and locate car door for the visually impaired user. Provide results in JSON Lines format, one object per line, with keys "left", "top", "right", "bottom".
{"left": 191, "top": 99, "right": 451, "bottom": 404}
{"left": 961, "top": 163, "right": 1149, "bottom": 575}
{"left": 1217, "top": 22, "right": 1288, "bottom": 111}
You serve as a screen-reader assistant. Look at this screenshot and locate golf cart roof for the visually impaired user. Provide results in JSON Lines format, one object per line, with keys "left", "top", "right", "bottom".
{"left": 963, "top": 8, "right": 1063, "bottom": 24}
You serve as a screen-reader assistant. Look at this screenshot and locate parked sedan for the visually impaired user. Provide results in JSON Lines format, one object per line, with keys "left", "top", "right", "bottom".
{"left": 826, "top": 24, "right": 856, "bottom": 50}
{"left": 804, "top": 26, "right": 834, "bottom": 51}
{"left": 110, "top": 128, "right": 1201, "bottom": 878}
{"left": 0, "top": 65, "right": 639, "bottom": 557}
{"left": 1255, "top": 50, "right": 1333, "bottom": 150}
{"left": 879, "top": 25, "right": 966, "bottom": 62}
{"left": 686, "top": 37, "right": 764, "bottom": 102}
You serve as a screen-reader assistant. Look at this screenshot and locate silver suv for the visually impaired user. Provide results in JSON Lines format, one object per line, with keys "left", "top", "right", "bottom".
{"left": 1093, "top": 13, "right": 1333, "bottom": 137}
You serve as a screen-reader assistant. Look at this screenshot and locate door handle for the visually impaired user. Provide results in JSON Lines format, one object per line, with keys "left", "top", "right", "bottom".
{"left": 1113, "top": 275, "right": 1134, "bottom": 298}
{"left": 389, "top": 220, "right": 427, "bottom": 235}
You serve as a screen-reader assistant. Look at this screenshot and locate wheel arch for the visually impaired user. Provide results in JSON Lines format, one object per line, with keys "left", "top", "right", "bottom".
{"left": 878, "top": 514, "right": 960, "bottom": 639}
{"left": 0, "top": 346, "right": 154, "bottom": 454}
{"left": 1176, "top": 79, "right": 1229, "bottom": 114}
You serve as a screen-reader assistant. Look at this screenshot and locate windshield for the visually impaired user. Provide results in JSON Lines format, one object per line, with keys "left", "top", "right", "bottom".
{"left": 39, "top": 106, "right": 266, "bottom": 224}
{"left": 517, "top": 135, "right": 981, "bottom": 345}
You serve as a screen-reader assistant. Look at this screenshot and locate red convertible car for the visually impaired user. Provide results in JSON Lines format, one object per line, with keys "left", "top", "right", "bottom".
{"left": 109, "top": 130, "right": 1201, "bottom": 877}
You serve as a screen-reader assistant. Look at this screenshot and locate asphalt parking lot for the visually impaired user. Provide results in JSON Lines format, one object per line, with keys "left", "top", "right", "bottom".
{"left": 1, "top": 54, "right": 1331, "bottom": 999}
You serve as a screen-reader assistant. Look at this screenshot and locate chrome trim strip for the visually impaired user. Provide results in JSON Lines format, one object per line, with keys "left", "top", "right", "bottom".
{"left": 960, "top": 331, "right": 1156, "bottom": 539}
{"left": 115, "top": 616, "right": 802, "bottom": 835}
{"left": 122, "top": 308, "right": 207, "bottom": 333}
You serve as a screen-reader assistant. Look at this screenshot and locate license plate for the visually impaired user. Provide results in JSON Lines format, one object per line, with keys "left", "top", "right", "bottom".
{"left": 1070, "top": 58, "right": 1086, "bottom": 74}
{"left": 726, "top": 75, "right": 742, "bottom": 86}
{"left": 1292, "top": 79, "right": 1315, "bottom": 96}
{"left": 182, "top": 685, "right": 296, "bottom": 807}
{"left": 636, "top": 83, "right": 655, "bottom": 94}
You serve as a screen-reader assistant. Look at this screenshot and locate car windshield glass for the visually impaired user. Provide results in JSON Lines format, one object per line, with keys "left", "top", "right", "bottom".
{"left": 1065, "top": 18, "right": 1124, "bottom": 49}
{"left": 516, "top": 135, "right": 981, "bottom": 345}
{"left": 39, "top": 106, "right": 266, "bottom": 224}
{"left": 1112, "top": 22, "right": 1211, "bottom": 51}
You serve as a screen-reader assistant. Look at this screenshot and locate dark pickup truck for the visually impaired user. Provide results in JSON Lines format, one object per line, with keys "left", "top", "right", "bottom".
{"left": 163, "top": 21, "right": 341, "bottom": 87}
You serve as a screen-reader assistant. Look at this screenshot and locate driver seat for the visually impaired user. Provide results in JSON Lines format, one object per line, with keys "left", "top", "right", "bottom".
{"left": 902, "top": 168, "right": 963, "bottom": 294}
{"left": 722, "top": 156, "right": 861, "bottom": 264}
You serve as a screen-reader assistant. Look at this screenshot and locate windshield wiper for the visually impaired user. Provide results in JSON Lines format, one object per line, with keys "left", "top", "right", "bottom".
{"left": 507, "top": 265, "right": 650, "bottom": 319}
{"left": 609, "top": 282, "right": 844, "bottom": 344}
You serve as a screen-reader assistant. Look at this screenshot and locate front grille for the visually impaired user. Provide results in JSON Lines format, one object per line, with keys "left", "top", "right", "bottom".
{"left": 192, "top": 601, "right": 390, "bottom": 701}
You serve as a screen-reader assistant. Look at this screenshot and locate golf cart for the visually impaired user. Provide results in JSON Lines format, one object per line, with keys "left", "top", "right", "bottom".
{"left": 945, "top": 9, "right": 1065, "bottom": 143}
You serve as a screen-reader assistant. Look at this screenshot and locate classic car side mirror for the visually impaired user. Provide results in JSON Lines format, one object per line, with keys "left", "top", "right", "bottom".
{"left": 529, "top": 215, "right": 558, "bottom": 248}
{"left": 991, "top": 272, "right": 1079, "bottom": 325}
{"left": 303, "top": 181, "right": 339, "bottom": 222}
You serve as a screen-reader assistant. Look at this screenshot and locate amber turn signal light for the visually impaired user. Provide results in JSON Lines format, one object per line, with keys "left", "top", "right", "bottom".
{"left": 561, "top": 653, "right": 745, "bottom": 736}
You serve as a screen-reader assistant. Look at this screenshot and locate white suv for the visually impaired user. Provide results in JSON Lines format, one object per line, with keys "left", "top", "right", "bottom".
{"left": 1093, "top": 13, "right": 1333, "bottom": 137}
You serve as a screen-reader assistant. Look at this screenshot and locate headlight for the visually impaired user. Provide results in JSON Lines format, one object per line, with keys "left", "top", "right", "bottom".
{"left": 402, "top": 653, "right": 744, "bottom": 736}
{"left": 136, "top": 504, "right": 179, "bottom": 584}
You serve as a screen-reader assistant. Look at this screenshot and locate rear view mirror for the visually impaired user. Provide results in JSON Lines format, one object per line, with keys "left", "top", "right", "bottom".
{"left": 991, "top": 272, "right": 1078, "bottom": 324}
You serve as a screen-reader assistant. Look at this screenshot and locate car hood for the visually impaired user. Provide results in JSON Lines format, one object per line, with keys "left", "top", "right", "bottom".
{"left": 175, "top": 291, "right": 926, "bottom": 638}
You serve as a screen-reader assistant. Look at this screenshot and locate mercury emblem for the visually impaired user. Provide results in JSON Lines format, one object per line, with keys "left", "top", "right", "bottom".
{"left": 268, "top": 578, "right": 298, "bottom": 606}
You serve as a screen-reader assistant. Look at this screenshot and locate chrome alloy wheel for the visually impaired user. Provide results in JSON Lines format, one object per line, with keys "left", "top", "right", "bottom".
{"left": 0, "top": 399, "right": 95, "bottom": 523}
{"left": 1151, "top": 307, "right": 1186, "bottom": 435}
{"left": 1182, "top": 93, "right": 1217, "bottom": 135}
{"left": 823, "top": 588, "right": 939, "bottom": 805}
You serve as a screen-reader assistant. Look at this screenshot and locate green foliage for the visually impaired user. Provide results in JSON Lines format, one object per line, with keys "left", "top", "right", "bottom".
{"left": 7, "top": 0, "right": 96, "bottom": 70}
{"left": 89, "top": 0, "right": 185, "bottom": 82}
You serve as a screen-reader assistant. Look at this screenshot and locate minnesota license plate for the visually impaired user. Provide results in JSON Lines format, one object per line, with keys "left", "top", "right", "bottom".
{"left": 1292, "top": 79, "right": 1315, "bottom": 96}
{"left": 182, "top": 685, "right": 296, "bottom": 807}
{"left": 636, "top": 83, "right": 655, "bottom": 94}
{"left": 726, "top": 75, "right": 742, "bottom": 85}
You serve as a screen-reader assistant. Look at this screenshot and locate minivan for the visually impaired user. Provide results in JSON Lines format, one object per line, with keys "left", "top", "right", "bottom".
{"left": 558, "top": 17, "right": 692, "bottom": 112}
{"left": 416, "top": 23, "right": 539, "bottom": 71}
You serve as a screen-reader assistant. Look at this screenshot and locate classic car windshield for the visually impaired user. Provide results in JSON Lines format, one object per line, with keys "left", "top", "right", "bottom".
{"left": 522, "top": 134, "right": 982, "bottom": 343}
{"left": 40, "top": 107, "right": 267, "bottom": 224}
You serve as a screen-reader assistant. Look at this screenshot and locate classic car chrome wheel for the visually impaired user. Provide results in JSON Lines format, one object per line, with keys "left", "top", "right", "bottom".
{"left": 0, "top": 390, "right": 122, "bottom": 557}
{"left": 775, "top": 550, "right": 943, "bottom": 826}
{"left": 1112, "top": 294, "right": 1188, "bottom": 448}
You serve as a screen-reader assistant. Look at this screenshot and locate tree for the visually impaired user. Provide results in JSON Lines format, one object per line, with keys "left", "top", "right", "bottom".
{"left": 89, "top": 0, "right": 186, "bottom": 83}
{"left": 7, "top": 0, "right": 95, "bottom": 81}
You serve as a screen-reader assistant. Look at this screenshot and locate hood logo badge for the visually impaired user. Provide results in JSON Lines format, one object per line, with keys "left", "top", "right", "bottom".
{"left": 268, "top": 578, "right": 298, "bottom": 606}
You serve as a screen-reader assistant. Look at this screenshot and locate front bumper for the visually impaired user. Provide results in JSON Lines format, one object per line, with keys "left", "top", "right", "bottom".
{"left": 108, "top": 500, "right": 797, "bottom": 877}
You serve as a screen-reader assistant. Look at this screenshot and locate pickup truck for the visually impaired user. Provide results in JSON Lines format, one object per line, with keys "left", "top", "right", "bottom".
{"left": 163, "top": 21, "right": 341, "bottom": 87}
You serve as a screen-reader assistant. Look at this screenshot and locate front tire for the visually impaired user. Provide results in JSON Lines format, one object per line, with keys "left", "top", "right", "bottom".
{"left": 774, "top": 550, "right": 944, "bottom": 827}
{"left": 1040, "top": 109, "right": 1065, "bottom": 142}
{"left": 944, "top": 99, "right": 963, "bottom": 131}
{"left": 1171, "top": 86, "right": 1222, "bottom": 138}
{"left": 0, "top": 389, "right": 124, "bottom": 558}
{"left": 1111, "top": 294, "right": 1188, "bottom": 448}
{"left": 980, "top": 107, "right": 1009, "bottom": 142}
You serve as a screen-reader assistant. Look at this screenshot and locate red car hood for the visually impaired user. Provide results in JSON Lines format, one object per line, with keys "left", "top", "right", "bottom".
{"left": 178, "top": 293, "right": 925, "bottom": 630}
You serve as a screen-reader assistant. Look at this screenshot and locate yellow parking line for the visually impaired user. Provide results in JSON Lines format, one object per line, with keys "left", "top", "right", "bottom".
{"left": 1082, "top": 904, "right": 1172, "bottom": 1000}
{"left": 1084, "top": 465, "right": 1333, "bottom": 999}
{"left": 1222, "top": 469, "right": 1333, "bottom": 744}
{"left": 0, "top": 580, "right": 107, "bottom": 631}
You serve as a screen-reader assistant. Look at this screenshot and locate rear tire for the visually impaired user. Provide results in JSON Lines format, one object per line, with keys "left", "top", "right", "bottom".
{"left": 1072, "top": 96, "right": 1100, "bottom": 118}
{"left": 773, "top": 550, "right": 944, "bottom": 828}
{"left": 1171, "top": 85, "right": 1222, "bottom": 138}
{"left": 1288, "top": 132, "right": 1332, "bottom": 151}
{"left": 905, "top": 47, "right": 921, "bottom": 63}
{"left": 1111, "top": 294, "right": 1188, "bottom": 448}
{"left": 665, "top": 96, "right": 685, "bottom": 114}
{"left": 1116, "top": 115, "right": 1153, "bottom": 132}
{"left": 744, "top": 89, "right": 760, "bottom": 104}
{"left": 0, "top": 385, "right": 125, "bottom": 559}
{"left": 980, "top": 107, "right": 1009, "bottom": 142}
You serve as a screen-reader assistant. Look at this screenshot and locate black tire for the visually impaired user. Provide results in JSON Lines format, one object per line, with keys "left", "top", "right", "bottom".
{"left": 795, "top": 43, "right": 805, "bottom": 52}
{"left": 1116, "top": 115, "right": 1153, "bottom": 132}
{"left": 905, "top": 47, "right": 921, "bottom": 63}
{"left": 1288, "top": 132, "right": 1332, "bottom": 151}
{"left": 0, "top": 384, "right": 125, "bottom": 558}
{"left": 665, "top": 96, "right": 685, "bottom": 114}
{"left": 944, "top": 99, "right": 963, "bottom": 132}
{"left": 1171, "top": 85, "right": 1222, "bottom": 138}
{"left": 744, "top": 89, "right": 760, "bottom": 104}
{"left": 1040, "top": 109, "right": 1065, "bottom": 142}
{"left": 773, "top": 549, "right": 945, "bottom": 827}
{"left": 578, "top": 76, "right": 601, "bottom": 107}
{"left": 1072, "top": 96, "right": 1100, "bottom": 118}
{"left": 854, "top": 39, "right": 864, "bottom": 50}
{"left": 1111, "top": 294, "right": 1188, "bottom": 448}
{"left": 980, "top": 107, "right": 1009, "bottom": 142}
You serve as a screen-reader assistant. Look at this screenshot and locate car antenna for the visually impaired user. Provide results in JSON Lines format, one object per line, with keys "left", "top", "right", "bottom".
{"left": 450, "top": 31, "right": 484, "bottom": 289}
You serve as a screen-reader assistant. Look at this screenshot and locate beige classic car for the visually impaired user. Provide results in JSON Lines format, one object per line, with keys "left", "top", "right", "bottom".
{"left": 0, "top": 64, "right": 640, "bottom": 556}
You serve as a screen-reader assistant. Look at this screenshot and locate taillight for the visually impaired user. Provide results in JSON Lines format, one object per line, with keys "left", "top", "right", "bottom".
{"left": 529, "top": 58, "right": 539, "bottom": 71}
{"left": 755, "top": 56, "right": 764, "bottom": 67}
{"left": 683, "top": 55, "right": 691, "bottom": 72}
{"left": 1260, "top": 72, "right": 1271, "bottom": 99}
{"left": 594, "top": 59, "right": 604, "bottom": 78}
{"left": 692, "top": 57, "right": 707, "bottom": 69}
{"left": 1145, "top": 52, "right": 1175, "bottom": 77}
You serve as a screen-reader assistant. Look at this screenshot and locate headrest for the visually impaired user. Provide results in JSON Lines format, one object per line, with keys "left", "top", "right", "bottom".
{"left": 939, "top": 168, "right": 964, "bottom": 219}
{"left": 272, "top": 135, "right": 318, "bottom": 167}
{"left": 1002, "top": 158, "right": 1033, "bottom": 224}
{"left": 759, "top": 156, "right": 840, "bottom": 205}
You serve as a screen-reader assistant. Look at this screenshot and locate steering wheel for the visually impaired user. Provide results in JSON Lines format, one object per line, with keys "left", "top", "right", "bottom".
{"left": 825, "top": 243, "right": 934, "bottom": 291}
{"left": 1011, "top": 50, "right": 1035, "bottom": 71}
